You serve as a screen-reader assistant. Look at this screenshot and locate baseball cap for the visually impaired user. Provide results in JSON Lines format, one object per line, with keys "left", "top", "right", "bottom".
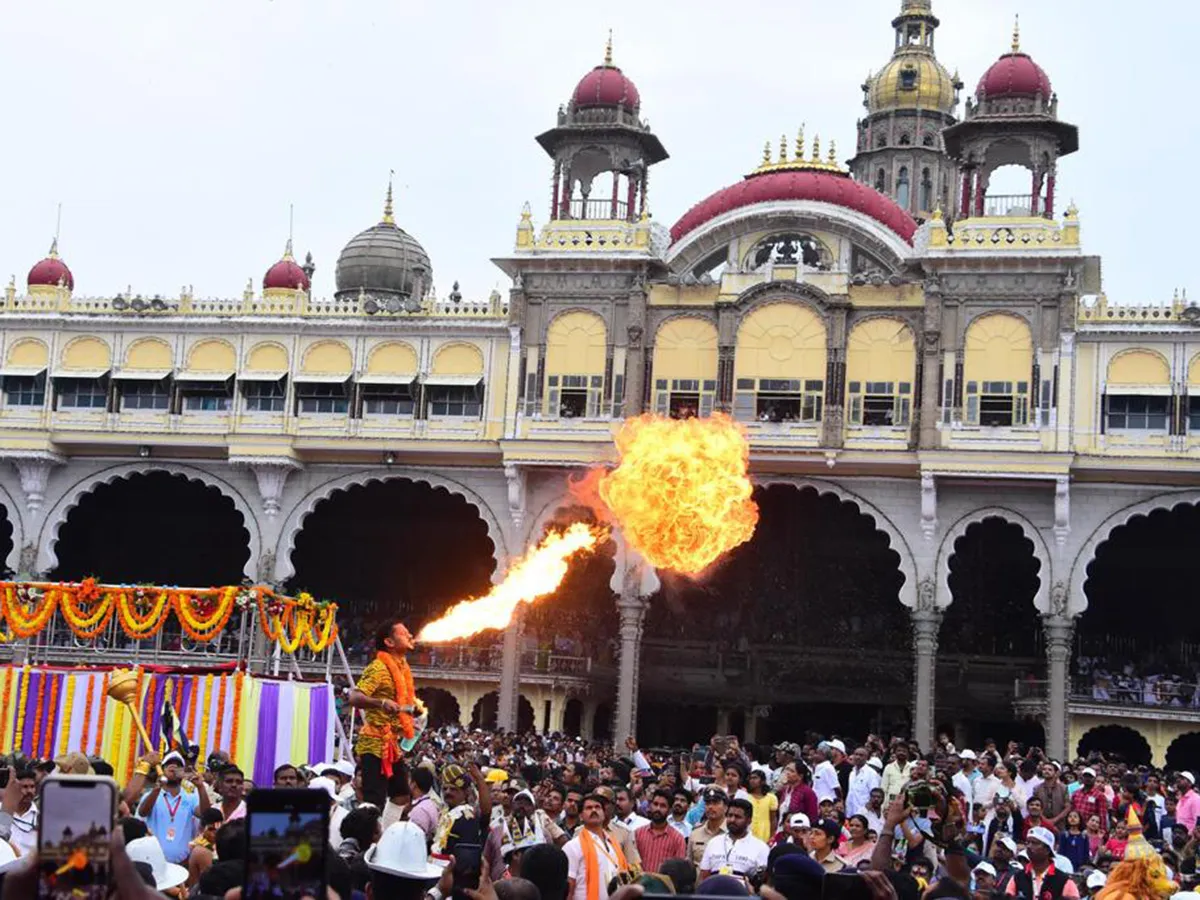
{"left": 813, "top": 818, "right": 841, "bottom": 839}
{"left": 959, "top": 749, "right": 977, "bottom": 760}
{"left": 995, "top": 835, "right": 1017, "bottom": 854}
{"left": 867, "top": 756, "right": 883, "bottom": 771}
{"left": 1027, "top": 826, "right": 1056, "bottom": 850}
{"left": 972, "top": 861, "right": 996, "bottom": 878}
{"left": 788, "top": 813, "right": 810, "bottom": 829}
{"left": 828, "top": 739, "right": 846, "bottom": 754}
{"left": 1180, "top": 771, "right": 1196, "bottom": 785}
{"left": 1086, "top": 871, "right": 1107, "bottom": 890}
{"left": 1081, "top": 767, "right": 1097, "bottom": 777}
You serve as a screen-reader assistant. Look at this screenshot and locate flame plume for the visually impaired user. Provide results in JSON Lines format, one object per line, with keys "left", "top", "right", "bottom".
{"left": 586, "top": 413, "right": 759, "bottom": 575}
{"left": 416, "top": 523, "right": 604, "bottom": 643}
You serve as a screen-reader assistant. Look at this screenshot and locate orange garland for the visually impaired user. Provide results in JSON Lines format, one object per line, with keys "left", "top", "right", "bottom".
{"left": 3, "top": 586, "right": 58, "bottom": 638}
{"left": 186, "top": 674, "right": 199, "bottom": 742}
{"left": 229, "top": 670, "right": 244, "bottom": 762}
{"left": 0, "top": 667, "right": 12, "bottom": 755}
{"left": 174, "top": 588, "right": 236, "bottom": 642}
{"left": 30, "top": 674, "right": 46, "bottom": 760}
{"left": 214, "top": 674, "right": 228, "bottom": 749}
{"left": 116, "top": 590, "right": 171, "bottom": 641}
{"left": 94, "top": 672, "right": 109, "bottom": 757}
{"left": 81, "top": 675, "right": 96, "bottom": 757}
{"left": 59, "top": 586, "right": 116, "bottom": 639}
{"left": 12, "top": 667, "right": 29, "bottom": 756}
{"left": 42, "top": 674, "right": 59, "bottom": 759}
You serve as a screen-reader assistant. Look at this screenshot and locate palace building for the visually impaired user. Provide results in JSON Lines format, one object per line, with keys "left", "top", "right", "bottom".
{"left": 3, "top": 1, "right": 1198, "bottom": 767}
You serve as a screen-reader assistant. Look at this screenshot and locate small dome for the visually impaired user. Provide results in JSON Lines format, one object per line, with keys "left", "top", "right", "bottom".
{"left": 571, "top": 38, "right": 640, "bottom": 111}
{"left": 868, "top": 55, "right": 957, "bottom": 115}
{"left": 263, "top": 241, "right": 310, "bottom": 291}
{"left": 27, "top": 239, "right": 74, "bottom": 291}
{"left": 976, "top": 52, "right": 1052, "bottom": 100}
{"left": 335, "top": 186, "right": 431, "bottom": 300}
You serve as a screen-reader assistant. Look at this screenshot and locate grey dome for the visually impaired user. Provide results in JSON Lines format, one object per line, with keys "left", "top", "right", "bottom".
{"left": 334, "top": 220, "right": 432, "bottom": 300}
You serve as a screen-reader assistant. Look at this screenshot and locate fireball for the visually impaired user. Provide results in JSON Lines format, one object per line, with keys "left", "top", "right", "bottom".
{"left": 416, "top": 523, "right": 605, "bottom": 643}
{"left": 587, "top": 413, "right": 758, "bottom": 575}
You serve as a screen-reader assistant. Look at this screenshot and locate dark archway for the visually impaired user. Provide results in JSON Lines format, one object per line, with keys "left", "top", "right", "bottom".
{"left": 593, "top": 703, "right": 612, "bottom": 741}
{"left": 416, "top": 687, "right": 461, "bottom": 729}
{"left": 563, "top": 698, "right": 583, "bottom": 736}
{"left": 522, "top": 505, "right": 617, "bottom": 666}
{"left": 642, "top": 484, "right": 911, "bottom": 742}
{"left": 516, "top": 696, "right": 536, "bottom": 734}
{"left": 938, "top": 517, "right": 1042, "bottom": 747}
{"left": 1166, "top": 732, "right": 1200, "bottom": 774}
{"left": 1077, "top": 724, "right": 1152, "bottom": 767}
{"left": 0, "top": 503, "right": 15, "bottom": 577}
{"left": 1080, "top": 504, "right": 1200, "bottom": 679}
{"left": 471, "top": 692, "right": 498, "bottom": 731}
{"left": 52, "top": 472, "right": 249, "bottom": 585}
{"left": 288, "top": 479, "right": 496, "bottom": 634}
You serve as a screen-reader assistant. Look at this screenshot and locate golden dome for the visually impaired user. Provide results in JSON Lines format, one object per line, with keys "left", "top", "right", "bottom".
{"left": 868, "top": 53, "right": 957, "bottom": 115}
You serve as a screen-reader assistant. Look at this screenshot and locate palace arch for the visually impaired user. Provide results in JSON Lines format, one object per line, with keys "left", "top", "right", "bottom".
{"left": 962, "top": 313, "right": 1033, "bottom": 427}
{"left": 1077, "top": 724, "right": 1152, "bottom": 767}
{"left": 650, "top": 317, "right": 718, "bottom": 418}
{"left": 733, "top": 302, "right": 827, "bottom": 423}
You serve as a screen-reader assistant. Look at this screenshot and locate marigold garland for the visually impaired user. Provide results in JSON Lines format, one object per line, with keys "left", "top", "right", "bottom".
{"left": 0, "top": 667, "right": 12, "bottom": 755}
{"left": 174, "top": 588, "right": 236, "bottom": 642}
{"left": 94, "top": 672, "right": 109, "bottom": 757}
{"left": 59, "top": 586, "right": 116, "bottom": 639}
{"left": 81, "top": 675, "right": 96, "bottom": 757}
{"left": 186, "top": 674, "right": 199, "bottom": 742}
{"left": 229, "top": 670, "right": 244, "bottom": 763}
{"left": 197, "top": 673, "right": 214, "bottom": 756}
{"left": 306, "top": 607, "right": 338, "bottom": 653}
{"left": 125, "top": 668, "right": 144, "bottom": 779}
{"left": 116, "top": 590, "right": 171, "bottom": 640}
{"left": 214, "top": 674, "right": 228, "bottom": 748}
{"left": 56, "top": 676, "right": 75, "bottom": 757}
{"left": 3, "top": 586, "right": 58, "bottom": 639}
{"left": 42, "top": 674, "right": 59, "bottom": 759}
{"left": 30, "top": 674, "right": 46, "bottom": 760}
{"left": 12, "top": 667, "right": 29, "bottom": 756}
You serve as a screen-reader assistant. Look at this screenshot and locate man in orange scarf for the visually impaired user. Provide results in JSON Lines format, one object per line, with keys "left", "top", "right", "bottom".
{"left": 564, "top": 793, "right": 632, "bottom": 900}
{"left": 349, "top": 618, "right": 420, "bottom": 808}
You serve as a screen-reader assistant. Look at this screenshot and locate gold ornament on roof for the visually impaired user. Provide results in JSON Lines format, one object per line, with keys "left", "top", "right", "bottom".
{"left": 382, "top": 173, "right": 396, "bottom": 225}
{"left": 1012, "top": 14, "right": 1020, "bottom": 53}
{"left": 604, "top": 30, "right": 613, "bottom": 66}
{"left": 750, "top": 126, "right": 846, "bottom": 175}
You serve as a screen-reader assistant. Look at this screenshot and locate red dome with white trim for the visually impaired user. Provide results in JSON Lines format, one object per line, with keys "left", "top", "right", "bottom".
{"left": 670, "top": 169, "right": 918, "bottom": 246}
{"left": 572, "top": 64, "right": 640, "bottom": 111}
{"left": 27, "top": 239, "right": 74, "bottom": 290}
{"left": 976, "top": 51, "right": 1052, "bottom": 100}
{"left": 263, "top": 241, "right": 310, "bottom": 291}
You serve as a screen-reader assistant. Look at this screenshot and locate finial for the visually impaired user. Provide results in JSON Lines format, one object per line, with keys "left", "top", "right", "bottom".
{"left": 54, "top": 202, "right": 62, "bottom": 246}
{"left": 47, "top": 237, "right": 59, "bottom": 259}
{"left": 810, "top": 134, "right": 821, "bottom": 163}
{"left": 1012, "top": 14, "right": 1020, "bottom": 53}
{"left": 288, "top": 203, "right": 294, "bottom": 244}
{"left": 779, "top": 133, "right": 788, "bottom": 163}
{"left": 382, "top": 171, "right": 395, "bottom": 225}
{"left": 283, "top": 238, "right": 295, "bottom": 260}
{"left": 828, "top": 140, "right": 837, "bottom": 165}
{"left": 762, "top": 141, "right": 771, "bottom": 165}
{"left": 520, "top": 200, "right": 532, "bottom": 222}
{"left": 604, "top": 30, "right": 613, "bottom": 66}
{"left": 795, "top": 124, "right": 805, "bottom": 160}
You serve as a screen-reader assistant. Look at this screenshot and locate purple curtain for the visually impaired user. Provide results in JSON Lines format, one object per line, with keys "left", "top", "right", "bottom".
{"left": 21, "top": 672, "right": 42, "bottom": 757}
{"left": 252, "top": 682, "right": 280, "bottom": 788}
{"left": 308, "top": 685, "right": 330, "bottom": 766}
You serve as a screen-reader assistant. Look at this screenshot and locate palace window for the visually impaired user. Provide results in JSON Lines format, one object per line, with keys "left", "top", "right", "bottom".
{"left": 922, "top": 133, "right": 937, "bottom": 148}
{"left": 654, "top": 379, "right": 715, "bottom": 420}
{"left": 899, "top": 68, "right": 917, "bottom": 91}
{"left": 241, "top": 378, "right": 286, "bottom": 413}
{"left": 847, "top": 381, "right": 911, "bottom": 427}
{"left": 427, "top": 384, "right": 482, "bottom": 418}
{"left": 546, "top": 374, "right": 602, "bottom": 419}
{"left": 1188, "top": 397, "right": 1200, "bottom": 432}
{"left": 898, "top": 132, "right": 912, "bottom": 146}
{"left": 896, "top": 167, "right": 911, "bottom": 209}
{"left": 180, "top": 381, "right": 232, "bottom": 412}
{"left": 362, "top": 384, "right": 416, "bottom": 416}
{"left": 1107, "top": 395, "right": 1169, "bottom": 431}
{"left": 4, "top": 374, "right": 45, "bottom": 407}
{"left": 296, "top": 381, "right": 349, "bottom": 414}
{"left": 749, "top": 233, "right": 831, "bottom": 270}
{"left": 875, "top": 168, "right": 887, "bottom": 191}
{"left": 56, "top": 377, "right": 108, "bottom": 410}
{"left": 119, "top": 379, "right": 170, "bottom": 411}
{"left": 965, "top": 381, "right": 1030, "bottom": 427}
{"left": 734, "top": 378, "right": 823, "bottom": 424}
{"left": 920, "top": 169, "right": 934, "bottom": 210}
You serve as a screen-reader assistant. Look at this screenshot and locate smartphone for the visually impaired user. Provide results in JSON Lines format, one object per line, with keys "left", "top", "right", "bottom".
{"left": 451, "top": 843, "right": 483, "bottom": 900}
{"left": 243, "top": 788, "right": 329, "bottom": 900}
{"left": 821, "top": 873, "right": 873, "bottom": 900}
{"left": 37, "top": 775, "right": 118, "bottom": 900}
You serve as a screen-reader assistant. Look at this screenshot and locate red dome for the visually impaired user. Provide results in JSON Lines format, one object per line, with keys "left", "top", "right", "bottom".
{"left": 27, "top": 252, "right": 73, "bottom": 290}
{"left": 263, "top": 256, "right": 310, "bottom": 291}
{"left": 572, "top": 65, "right": 640, "bottom": 111}
{"left": 976, "top": 52, "right": 1052, "bottom": 100}
{"left": 670, "top": 170, "right": 918, "bottom": 246}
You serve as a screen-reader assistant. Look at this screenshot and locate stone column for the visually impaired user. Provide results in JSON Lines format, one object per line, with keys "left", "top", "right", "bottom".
{"left": 612, "top": 543, "right": 659, "bottom": 747}
{"left": 497, "top": 611, "right": 523, "bottom": 732}
{"left": 1043, "top": 613, "right": 1075, "bottom": 761}
{"left": 911, "top": 579, "right": 941, "bottom": 751}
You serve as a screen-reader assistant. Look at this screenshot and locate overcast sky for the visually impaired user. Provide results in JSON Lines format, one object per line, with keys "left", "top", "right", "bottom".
{"left": 0, "top": 1, "right": 1190, "bottom": 306}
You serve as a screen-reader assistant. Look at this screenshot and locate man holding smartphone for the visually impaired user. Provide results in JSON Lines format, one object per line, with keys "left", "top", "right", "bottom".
{"left": 136, "top": 750, "right": 211, "bottom": 865}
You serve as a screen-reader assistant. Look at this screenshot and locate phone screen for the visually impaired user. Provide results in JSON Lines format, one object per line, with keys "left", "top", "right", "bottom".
{"left": 451, "top": 844, "right": 482, "bottom": 900}
{"left": 37, "top": 776, "right": 116, "bottom": 900}
{"left": 244, "top": 789, "right": 329, "bottom": 900}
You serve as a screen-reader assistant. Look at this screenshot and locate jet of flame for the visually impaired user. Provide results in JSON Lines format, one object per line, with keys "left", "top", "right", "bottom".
{"left": 582, "top": 413, "right": 759, "bottom": 575}
{"left": 416, "top": 523, "right": 605, "bottom": 643}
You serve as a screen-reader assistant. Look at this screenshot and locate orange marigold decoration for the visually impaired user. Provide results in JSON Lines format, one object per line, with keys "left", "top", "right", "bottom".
{"left": 175, "top": 588, "right": 236, "bottom": 642}
{"left": 59, "top": 580, "right": 116, "bottom": 639}
{"left": 56, "top": 675, "right": 75, "bottom": 757}
{"left": 94, "top": 672, "right": 109, "bottom": 757}
{"left": 186, "top": 673, "right": 199, "bottom": 741}
{"left": 229, "top": 670, "right": 244, "bottom": 762}
{"left": 30, "top": 674, "right": 46, "bottom": 761}
{"left": 258, "top": 591, "right": 338, "bottom": 654}
{"left": 214, "top": 674, "right": 228, "bottom": 748}
{"left": 80, "top": 675, "right": 96, "bottom": 757}
{"left": 0, "top": 667, "right": 13, "bottom": 754}
{"left": 116, "top": 589, "right": 170, "bottom": 641}
{"left": 12, "top": 667, "right": 29, "bottom": 756}
{"left": 42, "top": 674, "right": 59, "bottom": 759}
{"left": 305, "top": 604, "right": 339, "bottom": 653}
{"left": 197, "top": 673, "right": 214, "bottom": 755}
{"left": 2, "top": 584, "right": 58, "bottom": 638}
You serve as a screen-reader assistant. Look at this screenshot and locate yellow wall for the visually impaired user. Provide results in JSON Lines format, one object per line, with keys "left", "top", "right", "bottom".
{"left": 60, "top": 336, "right": 111, "bottom": 370}
{"left": 367, "top": 342, "right": 418, "bottom": 376}
{"left": 246, "top": 342, "right": 289, "bottom": 372}
{"left": 125, "top": 338, "right": 173, "bottom": 370}
{"left": 963, "top": 313, "right": 1032, "bottom": 382}
{"left": 846, "top": 318, "right": 915, "bottom": 384}
{"left": 735, "top": 302, "right": 826, "bottom": 380}
{"left": 545, "top": 311, "right": 607, "bottom": 376}
{"left": 187, "top": 339, "right": 236, "bottom": 372}
{"left": 652, "top": 317, "right": 718, "bottom": 382}
{"left": 7, "top": 338, "right": 47, "bottom": 368}
{"left": 302, "top": 341, "right": 353, "bottom": 374}
{"left": 1107, "top": 350, "right": 1170, "bottom": 386}
{"left": 432, "top": 343, "right": 484, "bottom": 376}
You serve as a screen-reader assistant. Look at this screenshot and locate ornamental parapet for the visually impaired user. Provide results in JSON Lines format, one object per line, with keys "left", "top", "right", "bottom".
{"left": 918, "top": 204, "right": 1080, "bottom": 256}
{"left": 1077, "top": 291, "right": 1196, "bottom": 327}
{"left": 512, "top": 203, "right": 667, "bottom": 256}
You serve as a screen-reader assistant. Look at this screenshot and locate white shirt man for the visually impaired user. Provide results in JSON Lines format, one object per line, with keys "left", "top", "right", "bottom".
{"left": 951, "top": 757, "right": 974, "bottom": 820}
{"left": 565, "top": 828, "right": 625, "bottom": 900}
{"left": 812, "top": 752, "right": 840, "bottom": 805}
{"left": 973, "top": 760, "right": 1002, "bottom": 811}
{"left": 699, "top": 831, "right": 770, "bottom": 877}
{"left": 846, "top": 749, "right": 881, "bottom": 818}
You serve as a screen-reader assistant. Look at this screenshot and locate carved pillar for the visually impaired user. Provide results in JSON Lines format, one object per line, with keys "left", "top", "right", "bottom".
{"left": 504, "top": 464, "right": 527, "bottom": 533}
{"left": 612, "top": 542, "right": 658, "bottom": 746}
{"left": 12, "top": 456, "right": 58, "bottom": 517}
{"left": 1044, "top": 172, "right": 1056, "bottom": 219}
{"left": 911, "top": 578, "right": 942, "bottom": 751}
{"left": 623, "top": 288, "right": 647, "bottom": 417}
{"left": 1043, "top": 609, "right": 1075, "bottom": 762}
{"left": 1054, "top": 477, "right": 1069, "bottom": 547}
{"left": 919, "top": 305, "right": 942, "bottom": 447}
{"left": 497, "top": 607, "right": 523, "bottom": 732}
{"left": 959, "top": 169, "right": 973, "bottom": 219}
{"left": 234, "top": 458, "right": 301, "bottom": 518}
{"left": 716, "top": 346, "right": 736, "bottom": 413}
{"left": 919, "top": 472, "right": 937, "bottom": 539}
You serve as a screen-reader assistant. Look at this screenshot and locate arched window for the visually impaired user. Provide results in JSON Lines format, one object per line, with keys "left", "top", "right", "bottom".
{"left": 920, "top": 168, "right": 933, "bottom": 211}
{"left": 896, "top": 167, "right": 910, "bottom": 210}
{"left": 651, "top": 318, "right": 719, "bottom": 419}
{"left": 1105, "top": 350, "right": 1171, "bottom": 433}
{"left": 544, "top": 311, "right": 607, "bottom": 419}
{"left": 963, "top": 314, "right": 1033, "bottom": 427}
{"left": 899, "top": 132, "right": 912, "bottom": 146}
{"left": 875, "top": 169, "right": 887, "bottom": 192}
{"left": 733, "top": 303, "right": 827, "bottom": 424}
{"left": 875, "top": 133, "right": 888, "bottom": 149}
{"left": 922, "top": 132, "right": 937, "bottom": 148}
{"left": 748, "top": 233, "right": 832, "bottom": 271}
{"left": 846, "top": 319, "right": 915, "bottom": 428}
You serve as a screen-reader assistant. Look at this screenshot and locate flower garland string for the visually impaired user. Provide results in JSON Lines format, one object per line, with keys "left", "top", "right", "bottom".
{"left": 12, "top": 667, "right": 29, "bottom": 756}
{"left": 228, "top": 670, "right": 244, "bottom": 763}
{"left": 3, "top": 585, "right": 57, "bottom": 639}
{"left": 80, "top": 675, "right": 96, "bottom": 758}
{"left": 42, "top": 674, "right": 60, "bottom": 759}
{"left": 116, "top": 589, "right": 171, "bottom": 641}
{"left": 0, "top": 668, "right": 13, "bottom": 755}
{"left": 59, "top": 580, "right": 116, "bottom": 639}
{"left": 30, "top": 675, "right": 46, "bottom": 760}
{"left": 174, "top": 588, "right": 236, "bottom": 642}
{"left": 94, "top": 673, "right": 110, "bottom": 758}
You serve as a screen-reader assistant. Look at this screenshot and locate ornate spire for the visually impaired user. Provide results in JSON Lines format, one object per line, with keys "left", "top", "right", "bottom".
{"left": 778, "top": 133, "right": 788, "bottom": 163}
{"left": 810, "top": 134, "right": 821, "bottom": 163}
{"left": 1012, "top": 14, "right": 1020, "bottom": 53}
{"left": 282, "top": 238, "right": 295, "bottom": 260}
{"left": 795, "top": 124, "right": 806, "bottom": 160}
{"left": 828, "top": 140, "right": 837, "bottom": 166}
{"left": 604, "top": 30, "right": 613, "bottom": 66}
{"left": 47, "top": 237, "right": 59, "bottom": 259}
{"left": 751, "top": 125, "right": 846, "bottom": 176}
{"left": 382, "top": 172, "right": 395, "bottom": 225}
{"left": 762, "top": 141, "right": 771, "bottom": 165}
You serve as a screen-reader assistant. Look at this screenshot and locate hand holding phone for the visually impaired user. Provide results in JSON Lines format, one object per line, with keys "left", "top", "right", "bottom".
{"left": 37, "top": 775, "right": 118, "bottom": 900}
{"left": 243, "top": 789, "right": 329, "bottom": 900}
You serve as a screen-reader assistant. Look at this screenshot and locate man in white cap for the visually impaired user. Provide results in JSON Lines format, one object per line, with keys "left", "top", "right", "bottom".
{"left": 365, "top": 821, "right": 446, "bottom": 900}
{"left": 1177, "top": 771, "right": 1200, "bottom": 832}
{"left": 949, "top": 751, "right": 974, "bottom": 820}
{"left": 811, "top": 744, "right": 840, "bottom": 805}
{"left": 126, "top": 835, "right": 189, "bottom": 894}
{"left": 319, "top": 760, "right": 357, "bottom": 807}
{"left": 1008, "top": 826, "right": 1079, "bottom": 898}
{"left": 845, "top": 746, "right": 879, "bottom": 818}
{"left": 1084, "top": 870, "right": 1107, "bottom": 896}
{"left": 972, "top": 860, "right": 997, "bottom": 894}
{"left": 135, "top": 750, "right": 210, "bottom": 865}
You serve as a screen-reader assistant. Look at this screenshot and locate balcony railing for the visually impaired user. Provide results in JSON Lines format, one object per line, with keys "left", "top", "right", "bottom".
{"left": 1014, "top": 678, "right": 1200, "bottom": 711}
{"left": 982, "top": 193, "right": 1036, "bottom": 217}
{"left": 564, "top": 199, "right": 630, "bottom": 221}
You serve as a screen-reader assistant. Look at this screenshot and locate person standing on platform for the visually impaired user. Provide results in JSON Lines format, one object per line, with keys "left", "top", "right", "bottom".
{"left": 136, "top": 751, "right": 210, "bottom": 866}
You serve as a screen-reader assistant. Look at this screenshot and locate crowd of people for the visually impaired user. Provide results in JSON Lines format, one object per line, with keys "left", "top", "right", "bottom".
{"left": 1076, "top": 656, "right": 1200, "bottom": 708}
